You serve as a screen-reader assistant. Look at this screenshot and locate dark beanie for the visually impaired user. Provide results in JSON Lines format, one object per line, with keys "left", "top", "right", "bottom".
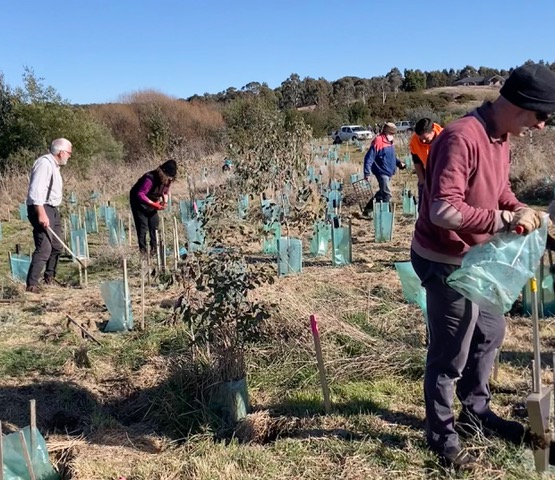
{"left": 160, "top": 159, "right": 177, "bottom": 177}
{"left": 500, "top": 64, "right": 555, "bottom": 113}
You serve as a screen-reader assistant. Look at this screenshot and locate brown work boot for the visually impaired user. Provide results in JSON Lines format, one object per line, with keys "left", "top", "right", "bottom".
{"left": 25, "top": 285, "right": 41, "bottom": 294}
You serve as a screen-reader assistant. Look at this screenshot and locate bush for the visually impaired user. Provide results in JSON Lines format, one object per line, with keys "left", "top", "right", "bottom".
{"left": 89, "top": 90, "right": 226, "bottom": 163}
{"left": 510, "top": 129, "right": 555, "bottom": 203}
{"left": 0, "top": 68, "right": 124, "bottom": 173}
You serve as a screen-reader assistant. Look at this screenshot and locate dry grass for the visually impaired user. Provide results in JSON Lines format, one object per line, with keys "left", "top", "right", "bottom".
{"left": 1, "top": 143, "right": 555, "bottom": 478}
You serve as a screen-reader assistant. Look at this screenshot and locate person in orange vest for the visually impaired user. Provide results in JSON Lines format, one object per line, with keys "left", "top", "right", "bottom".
{"left": 410, "top": 118, "right": 443, "bottom": 208}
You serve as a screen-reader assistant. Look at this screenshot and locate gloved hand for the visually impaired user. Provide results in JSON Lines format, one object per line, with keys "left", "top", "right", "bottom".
{"left": 398, "top": 162, "right": 407, "bottom": 170}
{"left": 511, "top": 207, "right": 542, "bottom": 234}
{"left": 151, "top": 201, "right": 164, "bottom": 211}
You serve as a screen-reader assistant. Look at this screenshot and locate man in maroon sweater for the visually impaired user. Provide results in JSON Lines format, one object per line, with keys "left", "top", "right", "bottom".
{"left": 411, "top": 63, "right": 555, "bottom": 470}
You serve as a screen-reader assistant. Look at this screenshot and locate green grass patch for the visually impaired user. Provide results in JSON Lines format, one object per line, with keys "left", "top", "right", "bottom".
{"left": 0, "top": 345, "right": 69, "bottom": 376}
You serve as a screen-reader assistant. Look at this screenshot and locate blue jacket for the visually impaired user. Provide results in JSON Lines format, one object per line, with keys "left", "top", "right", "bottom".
{"left": 363, "top": 134, "right": 401, "bottom": 178}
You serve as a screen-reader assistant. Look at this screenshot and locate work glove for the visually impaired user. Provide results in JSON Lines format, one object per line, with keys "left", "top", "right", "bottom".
{"left": 511, "top": 207, "right": 542, "bottom": 234}
{"left": 150, "top": 201, "right": 164, "bottom": 211}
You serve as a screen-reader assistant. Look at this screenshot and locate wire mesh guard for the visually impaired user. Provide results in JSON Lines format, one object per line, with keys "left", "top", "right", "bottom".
{"left": 352, "top": 178, "right": 374, "bottom": 213}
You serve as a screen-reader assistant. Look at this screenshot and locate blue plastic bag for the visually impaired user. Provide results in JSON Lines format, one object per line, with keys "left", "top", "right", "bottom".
{"left": 447, "top": 220, "right": 548, "bottom": 314}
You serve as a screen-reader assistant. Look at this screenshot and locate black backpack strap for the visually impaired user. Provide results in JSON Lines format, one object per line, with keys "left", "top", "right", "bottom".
{"left": 46, "top": 173, "right": 54, "bottom": 204}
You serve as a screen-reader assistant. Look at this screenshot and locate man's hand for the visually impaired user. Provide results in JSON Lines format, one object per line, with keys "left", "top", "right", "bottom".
{"left": 151, "top": 201, "right": 164, "bottom": 211}
{"left": 511, "top": 207, "right": 543, "bottom": 234}
{"left": 38, "top": 212, "right": 50, "bottom": 229}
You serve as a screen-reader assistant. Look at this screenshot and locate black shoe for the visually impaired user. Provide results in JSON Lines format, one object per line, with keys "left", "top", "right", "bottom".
{"left": 458, "top": 409, "right": 526, "bottom": 445}
{"left": 434, "top": 446, "right": 478, "bottom": 471}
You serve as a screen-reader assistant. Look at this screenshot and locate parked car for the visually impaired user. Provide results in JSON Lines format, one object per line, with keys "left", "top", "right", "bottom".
{"left": 395, "top": 120, "right": 415, "bottom": 133}
{"left": 333, "top": 125, "right": 373, "bottom": 144}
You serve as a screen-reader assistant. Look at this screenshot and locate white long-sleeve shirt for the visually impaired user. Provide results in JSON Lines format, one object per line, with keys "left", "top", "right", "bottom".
{"left": 26, "top": 154, "right": 63, "bottom": 207}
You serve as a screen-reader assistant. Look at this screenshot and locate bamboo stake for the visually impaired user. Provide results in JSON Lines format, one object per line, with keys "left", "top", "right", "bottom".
{"left": 309, "top": 314, "right": 331, "bottom": 414}
{"left": 18, "top": 432, "right": 36, "bottom": 480}
{"left": 123, "top": 258, "right": 130, "bottom": 331}
{"left": 141, "top": 260, "right": 145, "bottom": 331}
{"left": 29, "top": 399, "right": 36, "bottom": 454}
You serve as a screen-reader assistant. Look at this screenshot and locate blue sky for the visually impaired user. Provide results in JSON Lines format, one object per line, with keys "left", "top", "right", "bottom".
{"left": 2, "top": 0, "right": 554, "bottom": 104}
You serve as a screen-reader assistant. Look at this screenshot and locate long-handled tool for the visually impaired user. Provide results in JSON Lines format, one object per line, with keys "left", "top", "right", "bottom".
{"left": 47, "top": 227, "right": 87, "bottom": 269}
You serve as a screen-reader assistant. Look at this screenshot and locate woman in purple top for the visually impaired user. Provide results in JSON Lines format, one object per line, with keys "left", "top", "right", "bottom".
{"left": 129, "top": 159, "right": 177, "bottom": 255}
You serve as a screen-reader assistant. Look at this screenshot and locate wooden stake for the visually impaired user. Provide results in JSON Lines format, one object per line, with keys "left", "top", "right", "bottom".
{"left": 161, "top": 216, "right": 167, "bottom": 272}
{"left": 83, "top": 227, "right": 89, "bottom": 287}
{"left": 66, "top": 315, "right": 102, "bottom": 345}
{"left": 64, "top": 219, "right": 68, "bottom": 242}
{"left": 173, "top": 217, "right": 179, "bottom": 271}
{"left": 0, "top": 421, "right": 3, "bottom": 480}
{"left": 29, "top": 399, "right": 36, "bottom": 454}
{"left": 123, "top": 259, "right": 130, "bottom": 331}
{"left": 76, "top": 242, "right": 83, "bottom": 287}
{"left": 141, "top": 260, "right": 146, "bottom": 331}
{"left": 146, "top": 250, "right": 151, "bottom": 287}
{"left": 18, "top": 432, "right": 36, "bottom": 480}
{"left": 128, "top": 212, "right": 132, "bottom": 246}
{"left": 309, "top": 314, "right": 331, "bottom": 414}
{"left": 155, "top": 230, "right": 162, "bottom": 274}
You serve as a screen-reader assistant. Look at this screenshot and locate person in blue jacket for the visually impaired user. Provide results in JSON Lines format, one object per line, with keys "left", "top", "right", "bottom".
{"left": 364, "top": 122, "right": 406, "bottom": 203}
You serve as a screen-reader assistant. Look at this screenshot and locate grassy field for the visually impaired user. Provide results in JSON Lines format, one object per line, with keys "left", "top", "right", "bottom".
{"left": 1, "top": 142, "right": 555, "bottom": 479}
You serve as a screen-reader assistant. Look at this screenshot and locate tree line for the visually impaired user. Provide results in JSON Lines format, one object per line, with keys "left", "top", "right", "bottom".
{"left": 0, "top": 60, "right": 553, "bottom": 173}
{"left": 187, "top": 60, "right": 555, "bottom": 110}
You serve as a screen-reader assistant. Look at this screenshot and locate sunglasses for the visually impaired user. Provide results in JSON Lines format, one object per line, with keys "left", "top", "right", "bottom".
{"left": 536, "top": 111, "right": 552, "bottom": 122}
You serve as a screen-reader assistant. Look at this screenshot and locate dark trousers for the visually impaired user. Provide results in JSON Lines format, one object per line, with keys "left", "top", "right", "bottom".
{"left": 26, "top": 205, "right": 63, "bottom": 287}
{"left": 410, "top": 249, "right": 505, "bottom": 453}
{"left": 130, "top": 203, "right": 159, "bottom": 255}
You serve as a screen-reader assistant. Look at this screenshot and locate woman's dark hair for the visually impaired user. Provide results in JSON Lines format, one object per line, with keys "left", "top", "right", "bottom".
{"left": 154, "top": 166, "right": 173, "bottom": 186}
